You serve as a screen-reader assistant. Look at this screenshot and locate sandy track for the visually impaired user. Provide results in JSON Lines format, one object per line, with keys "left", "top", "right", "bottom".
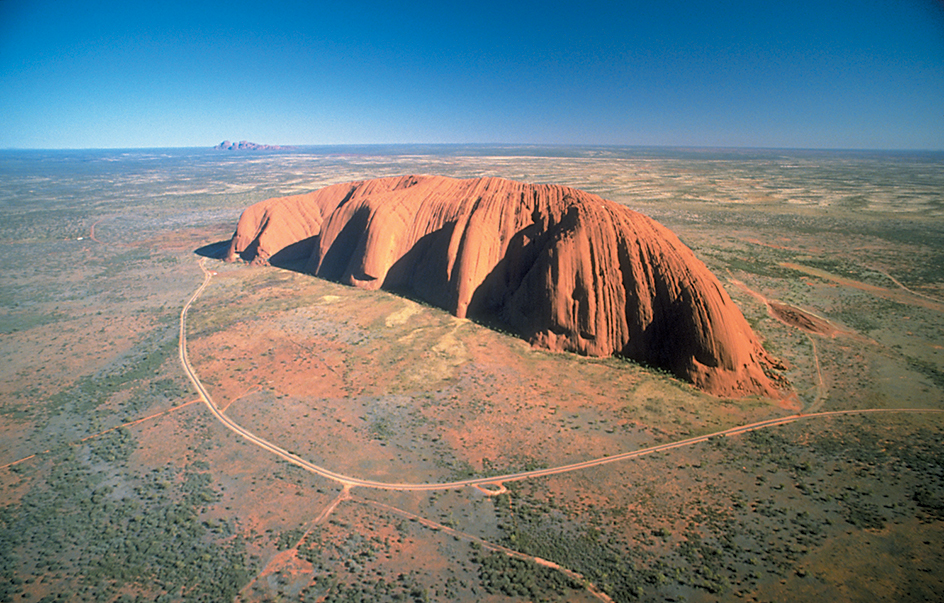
{"left": 89, "top": 218, "right": 105, "bottom": 244}
{"left": 781, "top": 262, "right": 944, "bottom": 313}
{"left": 871, "top": 266, "right": 944, "bottom": 304}
{"left": 0, "top": 399, "right": 201, "bottom": 470}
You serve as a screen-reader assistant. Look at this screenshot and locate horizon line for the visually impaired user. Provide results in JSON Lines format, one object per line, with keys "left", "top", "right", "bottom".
{"left": 2, "top": 142, "right": 943, "bottom": 154}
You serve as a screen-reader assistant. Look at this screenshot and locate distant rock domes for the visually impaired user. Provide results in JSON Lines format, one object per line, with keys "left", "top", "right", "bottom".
{"left": 226, "top": 175, "right": 786, "bottom": 398}
{"left": 214, "top": 140, "right": 290, "bottom": 150}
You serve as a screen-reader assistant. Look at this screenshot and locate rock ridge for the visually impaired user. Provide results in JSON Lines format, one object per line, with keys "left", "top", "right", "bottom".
{"left": 226, "top": 175, "right": 787, "bottom": 399}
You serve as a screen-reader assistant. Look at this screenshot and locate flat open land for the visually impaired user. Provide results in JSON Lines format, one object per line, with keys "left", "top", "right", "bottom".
{"left": 2, "top": 146, "right": 943, "bottom": 602}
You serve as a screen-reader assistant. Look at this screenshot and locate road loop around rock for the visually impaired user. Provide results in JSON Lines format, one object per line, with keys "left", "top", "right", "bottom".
{"left": 180, "top": 259, "right": 944, "bottom": 493}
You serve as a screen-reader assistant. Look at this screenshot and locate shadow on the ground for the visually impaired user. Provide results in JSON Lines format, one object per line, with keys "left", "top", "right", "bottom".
{"left": 194, "top": 240, "right": 231, "bottom": 259}
{"left": 193, "top": 240, "right": 312, "bottom": 274}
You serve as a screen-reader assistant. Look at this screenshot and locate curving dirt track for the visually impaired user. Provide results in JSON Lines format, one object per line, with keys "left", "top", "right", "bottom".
{"left": 780, "top": 262, "right": 944, "bottom": 314}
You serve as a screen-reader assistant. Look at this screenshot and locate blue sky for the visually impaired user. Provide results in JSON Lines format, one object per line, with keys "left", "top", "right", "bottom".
{"left": 1, "top": 0, "right": 942, "bottom": 149}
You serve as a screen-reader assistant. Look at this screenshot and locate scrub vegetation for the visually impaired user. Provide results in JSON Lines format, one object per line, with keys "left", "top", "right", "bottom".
{"left": 1, "top": 147, "right": 942, "bottom": 602}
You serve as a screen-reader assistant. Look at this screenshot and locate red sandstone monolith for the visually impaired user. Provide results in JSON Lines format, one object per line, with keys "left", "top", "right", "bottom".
{"left": 226, "top": 175, "right": 786, "bottom": 398}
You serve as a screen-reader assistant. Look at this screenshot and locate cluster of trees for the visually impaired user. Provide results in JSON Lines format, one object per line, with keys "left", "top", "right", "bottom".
{"left": 88, "top": 428, "right": 135, "bottom": 463}
{"left": 41, "top": 331, "right": 180, "bottom": 434}
{"left": 492, "top": 486, "right": 678, "bottom": 602}
{"left": 0, "top": 439, "right": 250, "bottom": 602}
{"left": 475, "top": 551, "right": 581, "bottom": 601}
{"left": 299, "top": 573, "right": 431, "bottom": 603}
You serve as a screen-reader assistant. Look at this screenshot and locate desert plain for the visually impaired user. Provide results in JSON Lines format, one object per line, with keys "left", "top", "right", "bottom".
{"left": 1, "top": 146, "right": 943, "bottom": 602}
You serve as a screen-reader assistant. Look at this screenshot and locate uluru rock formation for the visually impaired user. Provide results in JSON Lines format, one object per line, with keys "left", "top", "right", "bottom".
{"left": 226, "top": 175, "right": 787, "bottom": 399}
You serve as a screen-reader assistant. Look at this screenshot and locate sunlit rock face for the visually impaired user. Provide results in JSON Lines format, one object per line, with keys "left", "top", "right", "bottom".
{"left": 227, "top": 175, "right": 785, "bottom": 398}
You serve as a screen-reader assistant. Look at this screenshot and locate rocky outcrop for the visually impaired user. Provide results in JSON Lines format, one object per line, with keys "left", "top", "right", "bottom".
{"left": 214, "top": 140, "right": 290, "bottom": 150}
{"left": 226, "top": 175, "right": 787, "bottom": 398}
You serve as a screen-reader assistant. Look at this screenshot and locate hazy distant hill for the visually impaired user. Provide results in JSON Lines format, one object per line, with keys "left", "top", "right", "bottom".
{"left": 214, "top": 140, "right": 291, "bottom": 150}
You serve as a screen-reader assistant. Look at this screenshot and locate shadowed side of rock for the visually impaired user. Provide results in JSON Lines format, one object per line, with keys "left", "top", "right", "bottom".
{"left": 226, "top": 175, "right": 787, "bottom": 399}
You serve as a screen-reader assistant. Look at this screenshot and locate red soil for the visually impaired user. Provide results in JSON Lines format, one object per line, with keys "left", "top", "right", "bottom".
{"left": 767, "top": 301, "right": 840, "bottom": 337}
{"left": 226, "top": 175, "right": 786, "bottom": 399}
